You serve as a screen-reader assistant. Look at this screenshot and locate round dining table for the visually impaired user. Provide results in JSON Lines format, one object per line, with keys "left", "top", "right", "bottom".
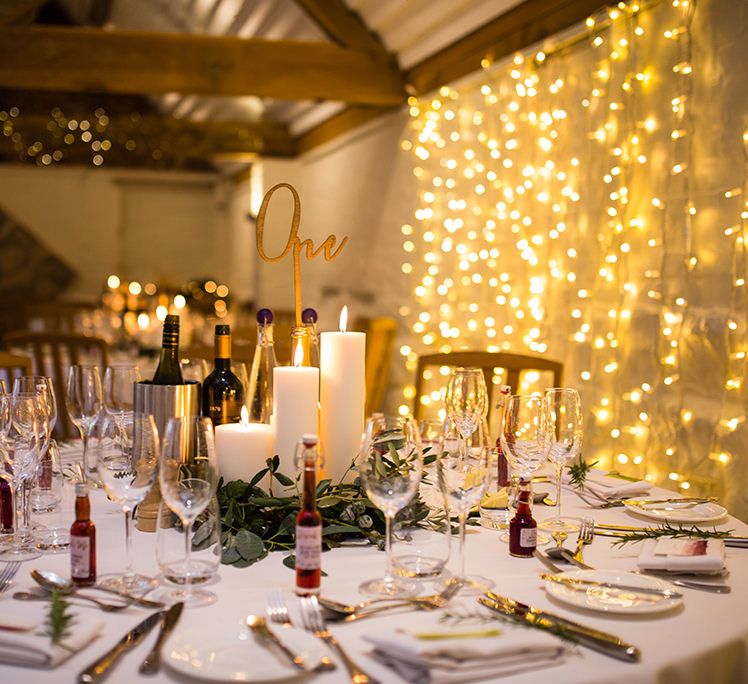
{"left": 1, "top": 465, "right": 747, "bottom": 684}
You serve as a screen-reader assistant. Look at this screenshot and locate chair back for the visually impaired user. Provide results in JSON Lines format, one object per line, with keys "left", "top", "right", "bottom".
{"left": 0, "top": 351, "right": 33, "bottom": 390}
{"left": 354, "top": 316, "right": 397, "bottom": 416}
{"left": 413, "top": 351, "right": 563, "bottom": 422}
{"left": 3, "top": 331, "right": 110, "bottom": 439}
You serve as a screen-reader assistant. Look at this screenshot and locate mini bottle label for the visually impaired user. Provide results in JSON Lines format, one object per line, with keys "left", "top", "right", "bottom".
{"left": 70, "top": 536, "right": 90, "bottom": 577}
{"left": 519, "top": 527, "right": 537, "bottom": 548}
{"left": 295, "top": 525, "right": 321, "bottom": 570}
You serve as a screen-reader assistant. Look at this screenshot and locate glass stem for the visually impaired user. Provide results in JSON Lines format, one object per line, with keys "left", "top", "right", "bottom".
{"left": 80, "top": 429, "right": 89, "bottom": 483}
{"left": 10, "top": 481, "right": 21, "bottom": 549}
{"left": 19, "top": 480, "right": 31, "bottom": 537}
{"left": 383, "top": 514, "right": 394, "bottom": 584}
{"left": 183, "top": 522, "right": 192, "bottom": 601}
{"left": 124, "top": 509, "right": 134, "bottom": 579}
{"left": 555, "top": 463, "right": 563, "bottom": 521}
{"left": 458, "top": 510, "right": 467, "bottom": 579}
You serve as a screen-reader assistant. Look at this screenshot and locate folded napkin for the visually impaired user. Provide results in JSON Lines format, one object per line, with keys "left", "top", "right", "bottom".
{"left": 637, "top": 538, "right": 726, "bottom": 575}
{"left": 562, "top": 468, "right": 651, "bottom": 500}
{"left": 364, "top": 618, "right": 567, "bottom": 684}
{"left": 0, "top": 605, "right": 104, "bottom": 668}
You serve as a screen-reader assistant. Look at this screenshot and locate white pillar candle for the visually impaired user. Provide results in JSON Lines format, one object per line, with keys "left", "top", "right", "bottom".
{"left": 215, "top": 407, "right": 275, "bottom": 484}
{"left": 320, "top": 306, "right": 366, "bottom": 482}
{"left": 273, "top": 345, "right": 320, "bottom": 477}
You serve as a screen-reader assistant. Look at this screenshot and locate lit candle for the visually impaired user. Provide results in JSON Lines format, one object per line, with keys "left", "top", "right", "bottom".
{"left": 215, "top": 407, "right": 275, "bottom": 483}
{"left": 273, "top": 344, "right": 320, "bottom": 477}
{"left": 320, "top": 306, "right": 366, "bottom": 482}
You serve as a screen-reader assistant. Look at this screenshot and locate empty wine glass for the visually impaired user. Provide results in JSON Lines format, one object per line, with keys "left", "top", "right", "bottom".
{"left": 437, "top": 417, "right": 492, "bottom": 594}
{"left": 33, "top": 439, "right": 71, "bottom": 553}
{"left": 541, "top": 388, "right": 583, "bottom": 532}
{"left": 13, "top": 377, "right": 56, "bottom": 447}
{"left": 97, "top": 413, "right": 159, "bottom": 592}
{"left": 158, "top": 416, "right": 219, "bottom": 608}
{"left": 103, "top": 366, "right": 141, "bottom": 421}
{"left": 358, "top": 414, "right": 423, "bottom": 598}
{"left": 444, "top": 368, "right": 488, "bottom": 458}
{"left": 65, "top": 365, "right": 103, "bottom": 481}
{"left": 0, "top": 380, "right": 10, "bottom": 440}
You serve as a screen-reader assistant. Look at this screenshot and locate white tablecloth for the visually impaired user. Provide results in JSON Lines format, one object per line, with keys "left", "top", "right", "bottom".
{"left": 2, "top": 474, "right": 747, "bottom": 684}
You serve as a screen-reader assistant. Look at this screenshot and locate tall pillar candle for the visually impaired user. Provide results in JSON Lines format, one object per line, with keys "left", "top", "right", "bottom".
{"left": 215, "top": 408, "right": 275, "bottom": 485}
{"left": 273, "top": 346, "right": 320, "bottom": 478}
{"left": 320, "top": 306, "right": 365, "bottom": 482}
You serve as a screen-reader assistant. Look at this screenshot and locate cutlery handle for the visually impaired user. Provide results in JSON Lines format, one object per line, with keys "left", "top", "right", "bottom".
{"left": 322, "top": 633, "right": 380, "bottom": 684}
{"left": 79, "top": 640, "right": 131, "bottom": 683}
{"left": 92, "top": 585, "right": 165, "bottom": 610}
{"left": 139, "top": 628, "right": 168, "bottom": 675}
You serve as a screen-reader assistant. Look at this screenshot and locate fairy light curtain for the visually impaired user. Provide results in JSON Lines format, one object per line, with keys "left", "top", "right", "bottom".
{"left": 399, "top": 0, "right": 748, "bottom": 519}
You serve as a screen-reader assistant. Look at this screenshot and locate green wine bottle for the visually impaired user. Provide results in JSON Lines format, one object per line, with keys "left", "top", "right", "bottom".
{"left": 202, "top": 324, "right": 244, "bottom": 426}
{"left": 151, "top": 314, "right": 184, "bottom": 385}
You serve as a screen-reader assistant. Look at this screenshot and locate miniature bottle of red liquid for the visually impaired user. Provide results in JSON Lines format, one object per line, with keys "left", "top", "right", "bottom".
{"left": 295, "top": 434, "right": 322, "bottom": 595}
{"left": 509, "top": 480, "right": 537, "bottom": 558}
{"left": 70, "top": 483, "right": 96, "bottom": 586}
{"left": 495, "top": 384, "right": 512, "bottom": 487}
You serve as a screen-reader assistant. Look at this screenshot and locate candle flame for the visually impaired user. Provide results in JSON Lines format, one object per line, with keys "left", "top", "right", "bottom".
{"left": 339, "top": 305, "right": 348, "bottom": 333}
{"left": 241, "top": 405, "right": 249, "bottom": 425}
{"left": 294, "top": 342, "right": 304, "bottom": 367}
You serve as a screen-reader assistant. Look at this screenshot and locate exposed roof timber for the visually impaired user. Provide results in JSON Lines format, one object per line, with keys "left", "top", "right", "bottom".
{"left": 293, "top": 0, "right": 394, "bottom": 63}
{"left": 405, "top": 0, "right": 607, "bottom": 95}
{"left": 0, "top": 26, "right": 406, "bottom": 105}
{"left": 296, "top": 104, "right": 396, "bottom": 155}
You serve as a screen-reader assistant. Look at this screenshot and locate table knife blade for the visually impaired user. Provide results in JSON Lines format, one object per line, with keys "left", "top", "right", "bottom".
{"left": 139, "top": 602, "right": 184, "bottom": 675}
{"left": 478, "top": 593, "right": 640, "bottom": 662}
{"left": 539, "top": 573, "right": 682, "bottom": 599}
{"left": 79, "top": 610, "right": 164, "bottom": 683}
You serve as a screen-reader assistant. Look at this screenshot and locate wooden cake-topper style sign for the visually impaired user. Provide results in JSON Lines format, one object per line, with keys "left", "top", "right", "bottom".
{"left": 256, "top": 183, "right": 348, "bottom": 325}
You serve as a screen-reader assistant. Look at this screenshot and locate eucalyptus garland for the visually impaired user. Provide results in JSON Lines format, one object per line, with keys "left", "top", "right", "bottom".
{"left": 205, "top": 454, "right": 436, "bottom": 568}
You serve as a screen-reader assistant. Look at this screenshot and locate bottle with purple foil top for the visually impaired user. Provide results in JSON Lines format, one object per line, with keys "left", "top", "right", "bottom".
{"left": 246, "top": 308, "right": 277, "bottom": 423}
{"left": 301, "top": 308, "right": 320, "bottom": 368}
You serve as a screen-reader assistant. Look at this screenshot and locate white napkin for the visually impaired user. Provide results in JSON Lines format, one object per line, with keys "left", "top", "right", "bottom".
{"left": 562, "top": 468, "right": 651, "bottom": 500}
{"left": 637, "top": 538, "right": 726, "bottom": 574}
{"left": 364, "top": 618, "right": 567, "bottom": 684}
{"left": 0, "top": 605, "right": 104, "bottom": 668}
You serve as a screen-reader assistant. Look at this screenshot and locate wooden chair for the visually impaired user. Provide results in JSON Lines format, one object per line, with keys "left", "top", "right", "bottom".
{"left": 354, "top": 316, "right": 397, "bottom": 416}
{"left": 0, "top": 351, "right": 33, "bottom": 390}
{"left": 413, "top": 351, "right": 563, "bottom": 420}
{"left": 4, "top": 331, "right": 110, "bottom": 439}
{"left": 23, "top": 301, "right": 99, "bottom": 333}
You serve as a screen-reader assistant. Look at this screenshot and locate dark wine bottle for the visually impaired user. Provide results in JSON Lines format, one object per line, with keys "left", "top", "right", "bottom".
{"left": 151, "top": 314, "right": 184, "bottom": 385}
{"left": 202, "top": 324, "right": 244, "bottom": 426}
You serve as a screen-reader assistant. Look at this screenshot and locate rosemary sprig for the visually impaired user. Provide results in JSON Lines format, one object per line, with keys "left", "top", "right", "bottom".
{"left": 611, "top": 522, "right": 734, "bottom": 547}
{"left": 567, "top": 455, "right": 598, "bottom": 489}
{"left": 39, "top": 590, "right": 75, "bottom": 646}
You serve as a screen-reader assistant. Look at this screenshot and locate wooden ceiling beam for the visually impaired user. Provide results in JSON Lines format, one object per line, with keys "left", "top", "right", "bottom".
{"left": 405, "top": 0, "right": 607, "bottom": 95}
{"left": 296, "top": 104, "right": 395, "bottom": 155}
{"left": 0, "top": 26, "right": 406, "bottom": 105}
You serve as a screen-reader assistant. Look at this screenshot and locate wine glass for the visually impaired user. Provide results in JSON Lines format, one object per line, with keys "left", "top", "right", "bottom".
{"left": 357, "top": 414, "right": 423, "bottom": 598}
{"left": 97, "top": 413, "right": 159, "bottom": 592}
{"left": 444, "top": 368, "right": 488, "bottom": 458}
{"left": 0, "top": 380, "right": 10, "bottom": 440}
{"left": 437, "top": 417, "right": 493, "bottom": 594}
{"left": 33, "top": 439, "right": 71, "bottom": 553}
{"left": 158, "top": 416, "right": 219, "bottom": 607}
{"left": 12, "top": 376, "right": 56, "bottom": 444}
{"left": 65, "top": 365, "right": 103, "bottom": 481}
{"left": 103, "top": 366, "right": 141, "bottom": 421}
{"left": 541, "top": 388, "right": 583, "bottom": 532}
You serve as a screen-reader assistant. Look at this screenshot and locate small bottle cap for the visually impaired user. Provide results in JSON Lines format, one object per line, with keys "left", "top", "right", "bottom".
{"left": 302, "top": 433, "right": 318, "bottom": 446}
{"left": 499, "top": 385, "right": 512, "bottom": 394}
{"left": 164, "top": 314, "right": 180, "bottom": 327}
{"left": 215, "top": 324, "right": 230, "bottom": 336}
{"left": 302, "top": 308, "right": 318, "bottom": 324}
{"left": 75, "top": 482, "right": 88, "bottom": 497}
{"left": 257, "top": 308, "right": 273, "bottom": 325}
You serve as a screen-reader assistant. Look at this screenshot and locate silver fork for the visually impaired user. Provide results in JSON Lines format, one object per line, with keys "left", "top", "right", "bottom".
{"left": 0, "top": 562, "right": 21, "bottom": 593}
{"left": 299, "top": 595, "right": 381, "bottom": 684}
{"left": 265, "top": 591, "right": 335, "bottom": 672}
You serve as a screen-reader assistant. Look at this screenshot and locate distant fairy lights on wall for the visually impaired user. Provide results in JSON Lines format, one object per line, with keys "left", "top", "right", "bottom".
{"left": 399, "top": 0, "right": 748, "bottom": 506}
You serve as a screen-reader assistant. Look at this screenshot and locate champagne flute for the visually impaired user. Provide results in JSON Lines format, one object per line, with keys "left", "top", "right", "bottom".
{"left": 437, "top": 417, "right": 493, "bottom": 594}
{"left": 158, "top": 416, "right": 219, "bottom": 608}
{"left": 65, "top": 365, "right": 103, "bottom": 481}
{"left": 358, "top": 414, "right": 423, "bottom": 598}
{"left": 540, "top": 388, "right": 583, "bottom": 532}
{"left": 103, "top": 366, "right": 141, "bottom": 421}
{"left": 97, "top": 413, "right": 159, "bottom": 592}
{"left": 444, "top": 368, "right": 488, "bottom": 458}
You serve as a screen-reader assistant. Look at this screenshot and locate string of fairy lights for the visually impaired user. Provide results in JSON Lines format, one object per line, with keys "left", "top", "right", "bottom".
{"left": 398, "top": 0, "right": 748, "bottom": 504}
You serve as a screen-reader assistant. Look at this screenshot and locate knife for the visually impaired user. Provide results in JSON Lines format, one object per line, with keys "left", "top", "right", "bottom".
{"left": 246, "top": 615, "right": 307, "bottom": 670}
{"left": 139, "top": 602, "right": 184, "bottom": 675}
{"left": 602, "top": 496, "right": 717, "bottom": 508}
{"left": 539, "top": 573, "right": 682, "bottom": 599}
{"left": 478, "top": 593, "right": 640, "bottom": 662}
{"left": 79, "top": 610, "right": 164, "bottom": 683}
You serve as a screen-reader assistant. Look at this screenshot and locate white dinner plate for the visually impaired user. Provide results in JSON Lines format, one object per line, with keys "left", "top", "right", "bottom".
{"left": 166, "top": 622, "right": 327, "bottom": 682}
{"left": 544, "top": 569, "right": 683, "bottom": 614}
{"left": 626, "top": 501, "right": 728, "bottom": 524}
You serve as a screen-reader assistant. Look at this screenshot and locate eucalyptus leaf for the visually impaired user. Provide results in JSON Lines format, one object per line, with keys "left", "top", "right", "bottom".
{"left": 315, "top": 479, "right": 332, "bottom": 497}
{"left": 249, "top": 468, "right": 269, "bottom": 487}
{"left": 273, "top": 471, "right": 295, "bottom": 487}
{"left": 322, "top": 524, "right": 357, "bottom": 536}
{"left": 317, "top": 496, "right": 343, "bottom": 508}
{"left": 235, "top": 529, "right": 265, "bottom": 560}
{"left": 221, "top": 546, "right": 241, "bottom": 564}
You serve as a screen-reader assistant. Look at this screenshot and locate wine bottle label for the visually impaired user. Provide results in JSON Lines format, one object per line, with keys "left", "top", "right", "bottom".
{"left": 207, "top": 397, "right": 243, "bottom": 424}
{"left": 295, "top": 525, "right": 321, "bottom": 570}
{"left": 519, "top": 527, "right": 537, "bottom": 548}
{"left": 70, "top": 536, "right": 90, "bottom": 577}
